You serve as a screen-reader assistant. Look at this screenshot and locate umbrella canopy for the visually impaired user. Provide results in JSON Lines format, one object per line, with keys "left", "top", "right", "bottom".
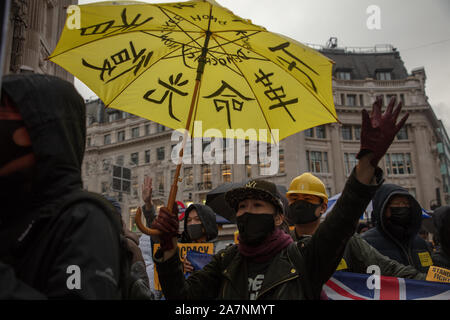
{"left": 49, "top": 0, "right": 337, "bottom": 235}
{"left": 49, "top": 0, "right": 337, "bottom": 142}
{"left": 206, "top": 180, "right": 288, "bottom": 223}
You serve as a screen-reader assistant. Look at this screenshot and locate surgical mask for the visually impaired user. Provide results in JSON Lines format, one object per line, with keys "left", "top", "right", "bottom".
{"left": 236, "top": 212, "right": 274, "bottom": 246}
{"left": 187, "top": 224, "right": 204, "bottom": 241}
{"left": 288, "top": 200, "right": 321, "bottom": 224}
{"left": 389, "top": 207, "right": 411, "bottom": 226}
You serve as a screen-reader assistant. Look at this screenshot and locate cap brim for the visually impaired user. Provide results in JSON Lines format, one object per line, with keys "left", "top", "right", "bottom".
{"left": 225, "top": 187, "right": 283, "bottom": 214}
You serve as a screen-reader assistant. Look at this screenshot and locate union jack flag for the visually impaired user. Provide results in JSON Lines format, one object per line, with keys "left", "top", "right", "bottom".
{"left": 323, "top": 271, "right": 450, "bottom": 300}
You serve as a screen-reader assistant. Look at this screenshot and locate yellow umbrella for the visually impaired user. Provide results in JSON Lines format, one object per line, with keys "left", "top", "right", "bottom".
{"left": 49, "top": 0, "right": 338, "bottom": 235}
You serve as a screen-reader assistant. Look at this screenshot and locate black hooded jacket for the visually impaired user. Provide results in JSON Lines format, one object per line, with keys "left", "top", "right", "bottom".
{"left": 362, "top": 184, "right": 432, "bottom": 272}
{"left": 0, "top": 74, "right": 122, "bottom": 299}
{"left": 181, "top": 204, "right": 218, "bottom": 244}
{"left": 431, "top": 206, "right": 450, "bottom": 269}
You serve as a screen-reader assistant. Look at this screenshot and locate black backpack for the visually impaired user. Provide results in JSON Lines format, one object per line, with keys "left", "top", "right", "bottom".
{"left": 12, "top": 189, "right": 133, "bottom": 299}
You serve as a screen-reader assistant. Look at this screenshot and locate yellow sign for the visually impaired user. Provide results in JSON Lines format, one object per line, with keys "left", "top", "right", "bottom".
{"left": 153, "top": 242, "right": 214, "bottom": 291}
{"left": 234, "top": 230, "right": 239, "bottom": 244}
{"left": 336, "top": 258, "right": 348, "bottom": 271}
{"left": 418, "top": 251, "right": 433, "bottom": 267}
{"left": 426, "top": 266, "right": 450, "bottom": 283}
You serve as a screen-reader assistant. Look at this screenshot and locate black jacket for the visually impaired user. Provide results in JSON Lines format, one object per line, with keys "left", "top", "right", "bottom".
{"left": 0, "top": 74, "right": 122, "bottom": 299}
{"left": 431, "top": 206, "right": 450, "bottom": 269}
{"left": 292, "top": 232, "right": 426, "bottom": 280}
{"left": 155, "top": 168, "right": 383, "bottom": 300}
{"left": 362, "top": 184, "right": 432, "bottom": 273}
{"left": 181, "top": 204, "right": 218, "bottom": 243}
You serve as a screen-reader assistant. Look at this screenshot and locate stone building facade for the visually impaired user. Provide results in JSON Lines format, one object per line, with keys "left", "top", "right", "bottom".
{"left": 2, "top": 0, "right": 75, "bottom": 81}
{"left": 82, "top": 44, "right": 447, "bottom": 232}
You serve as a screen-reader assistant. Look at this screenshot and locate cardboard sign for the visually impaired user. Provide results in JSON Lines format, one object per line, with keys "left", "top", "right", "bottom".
{"left": 426, "top": 266, "right": 450, "bottom": 284}
{"left": 153, "top": 242, "right": 214, "bottom": 291}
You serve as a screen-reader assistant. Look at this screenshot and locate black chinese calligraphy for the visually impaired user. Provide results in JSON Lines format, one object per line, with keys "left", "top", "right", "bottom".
{"left": 143, "top": 73, "right": 189, "bottom": 122}
{"left": 204, "top": 80, "right": 254, "bottom": 128}
{"left": 80, "top": 8, "right": 153, "bottom": 37}
{"left": 269, "top": 42, "right": 318, "bottom": 93}
{"left": 255, "top": 69, "right": 298, "bottom": 122}
{"left": 181, "top": 45, "right": 251, "bottom": 69}
{"left": 82, "top": 41, "right": 153, "bottom": 83}
{"left": 171, "top": 3, "right": 196, "bottom": 10}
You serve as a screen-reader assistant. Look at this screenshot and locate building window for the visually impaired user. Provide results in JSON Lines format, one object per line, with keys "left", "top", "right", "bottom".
{"left": 385, "top": 153, "right": 413, "bottom": 175}
{"left": 117, "top": 130, "right": 125, "bottom": 142}
{"left": 221, "top": 164, "right": 232, "bottom": 182}
{"left": 386, "top": 94, "right": 397, "bottom": 104}
{"left": 354, "top": 125, "right": 361, "bottom": 141}
{"left": 157, "top": 124, "right": 165, "bottom": 133}
{"left": 108, "top": 111, "right": 120, "bottom": 122}
{"left": 112, "top": 165, "right": 131, "bottom": 193}
{"left": 245, "top": 155, "right": 252, "bottom": 178}
{"left": 130, "top": 152, "right": 139, "bottom": 166}
{"left": 359, "top": 94, "right": 364, "bottom": 107}
{"left": 104, "top": 134, "right": 111, "bottom": 145}
{"left": 184, "top": 167, "right": 193, "bottom": 188}
{"left": 156, "top": 173, "right": 164, "bottom": 196}
{"left": 279, "top": 149, "right": 285, "bottom": 174}
{"left": 145, "top": 150, "right": 150, "bottom": 163}
{"left": 347, "top": 94, "right": 356, "bottom": 106}
{"left": 145, "top": 124, "right": 150, "bottom": 135}
{"left": 132, "top": 127, "right": 140, "bottom": 138}
{"left": 340, "top": 94, "right": 345, "bottom": 106}
{"left": 87, "top": 137, "right": 91, "bottom": 147}
{"left": 376, "top": 71, "right": 392, "bottom": 80}
{"left": 336, "top": 71, "right": 351, "bottom": 80}
{"left": 344, "top": 153, "right": 358, "bottom": 175}
{"left": 116, "top": 155, "right": 124, "bottom": 166}
{"left": 341, "top": 125, "right": 353, "bottom": 140}
{"left": 316, "top": 125, "right": 326, "bottom": 139}
{"left": 396, "top": 126, "right": 408, "bottom": 140}
{"left": 400, "top": 94, "right": 405, "bottom": 105}
{"left": 201, "top": 164, "right": 211, "bottom": 183}
{"left": 306, "top": 151, "right": 328, "bottom": 173}
{"left": 305, "top": 128, "right": 314, "bottom": 138}
{"left": 157, "top": 147, "right": 165, "bottom": 160}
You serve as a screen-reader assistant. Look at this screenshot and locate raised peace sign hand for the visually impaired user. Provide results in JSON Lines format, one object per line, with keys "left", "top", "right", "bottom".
{"left": 357, "top": 95, "right": 409, "bottom": 168}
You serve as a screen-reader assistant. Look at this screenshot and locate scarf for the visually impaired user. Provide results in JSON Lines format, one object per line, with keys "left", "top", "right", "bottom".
{"left": 238, "top": 227, "right": 293, "bottom": 263}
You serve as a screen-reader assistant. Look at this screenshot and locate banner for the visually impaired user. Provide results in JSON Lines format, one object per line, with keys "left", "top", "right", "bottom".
{"left": 153, "top": 243, "right": 214, "bottom": 291}
{"left": 323, "top": 270, "right": 450, "bottom": 300}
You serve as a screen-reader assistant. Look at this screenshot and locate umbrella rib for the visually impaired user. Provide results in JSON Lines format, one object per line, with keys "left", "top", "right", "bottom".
{"left": 208, "top": 31, "right": 263, "bottom": 51}
{"left": 157, "top": 6, "right": 204, "bottom": 49}
{"left": 48, "top": 29, "right": 203, "bottom": 60}
{"left": 155, "top": 5, "right": 207, "bottom": 32}
{"left": 210, "top": 35, "right": 277, "bottom": 144}
{"left": 105, "top": 35, "right": 205, "bottom": 108}
{"left": 213, "top": 32, "right": 339, "bottom": 123}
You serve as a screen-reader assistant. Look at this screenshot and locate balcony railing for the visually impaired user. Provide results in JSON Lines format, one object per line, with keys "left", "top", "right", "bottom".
{"left": 197, "top": 181, "right": 212, "bottom": 191}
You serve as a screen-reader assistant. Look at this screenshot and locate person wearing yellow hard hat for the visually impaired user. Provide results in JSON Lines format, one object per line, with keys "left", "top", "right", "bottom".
{"left": 286, "top": 172, "right": 328, "bottom": 240}
{"left": 286, "top": 170, "right": 426, "bottom": 282}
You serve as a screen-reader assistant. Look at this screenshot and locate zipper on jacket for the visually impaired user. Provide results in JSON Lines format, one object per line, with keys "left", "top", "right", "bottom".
{"left": 256, "top": 275, "right": 299, "bottom": 300}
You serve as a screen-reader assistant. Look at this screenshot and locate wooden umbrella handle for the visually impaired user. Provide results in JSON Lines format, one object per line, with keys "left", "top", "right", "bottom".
{"left": 135, "top": 206, "right": 161, "bottom": 236}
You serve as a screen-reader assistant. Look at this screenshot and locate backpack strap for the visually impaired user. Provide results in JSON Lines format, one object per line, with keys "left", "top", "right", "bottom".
{"left": 286, "top": 242, "right": 317, "bottom": 300}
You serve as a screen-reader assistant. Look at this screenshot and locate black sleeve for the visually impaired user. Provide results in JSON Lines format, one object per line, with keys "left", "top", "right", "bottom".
{"left": 302, "top": 167, "right": 384, "bottom": 296}
{"left": 0, "top": 202, "right": 122, "bottom": 299}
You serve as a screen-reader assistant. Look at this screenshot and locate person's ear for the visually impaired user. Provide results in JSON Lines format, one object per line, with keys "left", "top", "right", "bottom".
{"left": 274, "top": 213, "right": 284, "bottom": 227}
{"left": 320, "top": 203, "right": 327, "bottom": 214}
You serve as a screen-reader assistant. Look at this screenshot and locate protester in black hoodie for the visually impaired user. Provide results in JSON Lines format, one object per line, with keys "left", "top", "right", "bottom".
{"left": 431, "top": 206, "right": 450, "bottom": 269}
{"left": 362, "top": 184, "right": 433, "bottom": 273}
{"left": 180, "top": 204, "right": 218, "bottom": 273}
{"left": 0, "top": 74, "right": 123, "bottom": 299}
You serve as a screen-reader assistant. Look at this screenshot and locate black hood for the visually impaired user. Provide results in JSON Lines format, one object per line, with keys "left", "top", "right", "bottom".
{"left": 371, "top": 184, "right": 422, "bottom": 239}
{"left": 432, "top": 206, "right": 450, "bottom": 253}
{"left": 2, "top": 74, "right": 86, "bottom": 208}
{"left": 182, "top": 204, "right": 218, "bottom": 242}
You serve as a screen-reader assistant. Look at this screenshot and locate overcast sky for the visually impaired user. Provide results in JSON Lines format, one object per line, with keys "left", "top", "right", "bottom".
{"left": 75, "top": 0, "right": 450, "bottom": 131}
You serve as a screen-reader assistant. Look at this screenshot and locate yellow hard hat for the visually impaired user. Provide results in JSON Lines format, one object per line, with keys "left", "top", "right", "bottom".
{"left": 286, "top": 173, "right": 328, "bottom": 204}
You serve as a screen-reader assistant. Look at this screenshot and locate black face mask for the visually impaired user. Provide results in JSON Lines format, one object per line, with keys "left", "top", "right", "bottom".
{"left": 289, "top": 200, "right": 321, "bottom": 224}
{"left": 236, "top": 212, "right": 274, "bottom": 246}
{"left": 187, "top": 224, "right": 204, "bottom": 241}
{"left": 389, "top": 207, "right": 411, "bottom": 226}
{"left": 0, "top": 120, "right": 33, "bottom": 168}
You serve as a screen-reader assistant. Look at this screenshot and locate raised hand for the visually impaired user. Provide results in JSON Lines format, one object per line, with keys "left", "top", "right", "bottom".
{"left": 142, "top": 176, "right": 153, "bottom": 210}
{"left": 151, "top": 205, "right": 179, "bottom": 251}
{"left": 357, "top": 96, "right": 409, "bottom": 167}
